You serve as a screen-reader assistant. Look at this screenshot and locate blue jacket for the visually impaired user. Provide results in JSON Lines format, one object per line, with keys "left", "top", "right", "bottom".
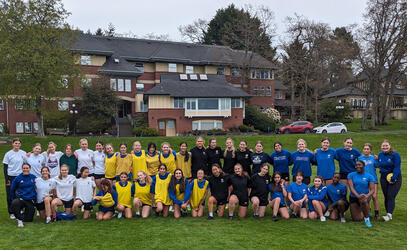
{"left": 315, "top": 148, "right": 336, "bottom": 179}
{"left": 10, "top": 173, "right": 37, "bottom": 200}
{"left": 334, "top": 148, "right": 361, "bottom": 173}
{"left": 169, "top": 178, "right": 192, "bottom": 205}
{"left": 270, "top": 149, "right": 292, "bottom": 174}
{"left": 291, "top": 150, "right": 315, "bottom": 177}
{"left": 377, "top": 151, "right": 401, "bottom": 182}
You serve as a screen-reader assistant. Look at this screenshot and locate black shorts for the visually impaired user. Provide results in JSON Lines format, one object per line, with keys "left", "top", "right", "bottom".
{"left": 279, "top": 203, "right": 286, "bottom": 208}
{"left": 281, "top": 173, "right": 290, "bottom": 182}
{"left": 62, "top": 199, "right": 74, "bottom": 209}
{"left": 213, "top": 196, "right": 227, "bottom": 206}
{"left": 106, "top": 177, "right": 116, "bottom": 181}
{"left": 330, "top": 199, "right": 349, "bottom": 211}
{"left": 142, "top": 203, "right": 151, "bottom": 207}
{"left": 239, "top": 199, "right": 249, "bottom": 207}
{"left": 293, "top": 176, "right": 310, "bottom": 185}
{"left": 250, "top": 195, "right": 268, "bottom": 206}
{"left": 340, "top": 172, "right": 349, "bottom": 180}
{"left": 349, "top": 196, "right": 359, "bottom": 206}
{"left": 75, "top": 199, "right": 93, "bottom": 211}
{"left": 88, "top": 173, "right": 95, "bottom": 177}
{"left": 35, "top": 202, "right": 45, "bottom": 211}
{"left": 94, "top": 174, "right": 105, "bottom": 179}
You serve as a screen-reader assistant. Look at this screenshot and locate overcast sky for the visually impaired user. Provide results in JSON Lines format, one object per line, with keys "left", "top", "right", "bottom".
{"left": 62, "top": 0, "right": 368, "bottom": 42}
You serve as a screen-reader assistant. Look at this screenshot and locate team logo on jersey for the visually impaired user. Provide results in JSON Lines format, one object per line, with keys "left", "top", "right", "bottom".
{"left": 245, "top": 154, "right": 249, "bottom": 159}
{"left": 303, "top": 189, "right": 306, "bottom": 192}
{"left": 350, "top": 154, "right": 354, "bottom": 159}
{"left": 363, "top": 178, "right": 366, "bottom": 181}
{"left": 266, "top": 180, "right": 269, "bottom": 184}
{"left": 318, "top": 189, "right": 321, "bottom": 193}
{"left": 388, "top": 159, "right": 392, "bottom": 162}
{"left": 337, "top": 189, "right": 340, "bottom": 193}
{"left": 328, "top": 154, "right": 331, "bottom": 158}
{"left": 216, "top": 150, "right": 219, "bottom": 154}
{"left": 20, "top": 180, "right": 24, "bottom": 183}
{"left": 203, "top": 152, "right": 206, "bottom": 155}
{"left": 221, "top": 178, "right": 224, "bottom": 183}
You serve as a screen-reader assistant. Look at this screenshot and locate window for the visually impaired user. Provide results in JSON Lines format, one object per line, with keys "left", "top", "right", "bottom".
{"left": 231, "top": 98, "right": 241, "bottom": 108}
{"left": 58, "top": 78, "right": 68, "bottom": 88}
{"left": 117, "top": 79, "right": 124, "bottom": 91}
{"left": 231, "top": 67, "right": 239, "bottom": 77}
{"left": 58, "top": 101, "right": 69, "bottom": 111}
{"left": 80, "top": 55, "right": 91, "bottom": 65}
{"left": 0, "top": 99, "right": 3, "bottom": 110}
{"left": 217, "top": 67, "right": 224, "bottom": 75}
{"left": 275, "top": 91, "right": 283, "bottom": 100}
{"left": 192, "top": 120, "right": 222, "bottom": 130}
{"left": 159, "top": 121, "right": 165, "bottom": 130}
{"left": 110, "top": 79, "right": 117, "bottom": 91}
{"left": 16, "top": 122, "right": 23, "bottom": 133}
{"left": 251, "top": 69, "right": 272, "bottom": 79}
{"left": 167, "top": 120, "right": 175, "bottom": 129}
{"left": 0, "top": 123, "right": 3, "bottom": 134}
{"left": 174, "top": 97, "right": 184, "bottom": 108}
{"left": 33, "top": 123, "right": 39, "bottom": 133}
{"left": 253, "top": 86, "right": 258, "bottom": 96}
{"left": 186, "top": 65, "right": 194, "bottom": 74}
{"left": 139, "top": 101, "right": 148, "bottom": 112}
{"left": 198, "top": 98, "right": 218, "bottom": 110}
{"left": 136, "top": 83, "right": 144, "bottom": 93}
{"left": 220, "top": 98, "right": 230, "bottom": 110}
{"left": 24, "top": 122, "right": 32, "bottom": 133}
{"left": 135, "top": 63, "right": 144, "bottom": 73}
{"left": 186, "top": 99, "right": 196, "bottom": 110}
{"left": 260, "top": 107, "right": 264, "bottom": 112}
{"left": 266, "top": 86, "right": 271, "bottom": 96}
{"left": 260, "top": 86, "right": 265, "bottom": 96}
{"left": 15, "top": 100, "right": 23, "bottom": 110}
{"left": 168, "top": 63, "right": 177, "bottom": 72}
{"left": 125, "top": 79, "right": 131, "bottom": 92}
{"left": 81, "top": 78, "right": 92, "bottom": 87}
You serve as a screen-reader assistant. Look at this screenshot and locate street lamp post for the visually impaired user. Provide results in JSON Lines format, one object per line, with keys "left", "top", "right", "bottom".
{"left": 69, "top": 103, "right": 78, "bottom": 136}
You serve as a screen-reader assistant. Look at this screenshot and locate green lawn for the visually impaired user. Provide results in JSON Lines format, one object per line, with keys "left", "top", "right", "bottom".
{"left": 344, "top": 119, "right": 407, "bottom": 132}
{"left": 0, "top": 133, "right": 406, "bottom": 249}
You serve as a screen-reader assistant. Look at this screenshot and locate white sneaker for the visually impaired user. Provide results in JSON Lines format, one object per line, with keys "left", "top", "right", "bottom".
{"left": 45, "top": 217, "right": 52, "bottom": 224}
{"left": 81, "top": 206, "right": 84, "bottom": 212}
{"left": 340, "top": 217, "right": 346, "bottom": 223}
{"left": 95, "top": 212, "right": 98, "bottom": 217}
{"left": 382, "top": 215, "right": 392, "bottom": 222}
{"left": 10, "top": 214, "right": 16, "bottom": 220}
{"left": 117, "top": 212, "right": 123, "bottom": 219}
{"left": 169, "top": 206, "right": 174, "bottom": 212}
{"left": 36, "top": 210, "right": 40, "bottom": 216}
{"left": 324, "top": 211, "right": 330, "bottom": 217}
{"left": 17, "top": 220, "right": 24, "bottom": 228}
{"left": 320, "top": 216, "right": 326, "bottom": 222}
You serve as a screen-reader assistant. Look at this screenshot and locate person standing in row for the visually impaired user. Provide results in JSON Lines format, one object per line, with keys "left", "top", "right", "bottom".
{"left": 43, "top": 142, "right": 63, "bottom": 178}
{"left": 222, "top": 138, "right": 236, "bottom": 175}
{"left": 24, "top": 143, "right": 45, "bottom": 178}
{"left": 131, "top": 141, "right": 148, "bottom": 180}
{"left": 269, "top": 141, "right": 292, "bottom": 182}
{"left": 176, "top": 142, "right": 192, "bottom": 180}
{"left": 235, "top": 140, "right": 252, "bottom": 176}
{"left": 251, "top": 141, "right": 271, "bottom": 175}
{"left": 190, "top": 137, "right": 207, "bottom": 177}
{"left": 205, "top": 138, "right": 222, "bottom": 171}
{"left": 335, "top": 137, "right": 361, "bottom": 186}
{"left": 291, "top": 139, "right": 315, "bottom": 185}
{"left": 115, "top": 143, "right": 133, "bottom": 180}
{"left": 159, "top": 142, "right": 177, "bottom": 174}
{"left": 35, "top": 166, "right": 55, "bottom": 224}
{"left": 314, "top": 138, "right": 336, "bottom": 185}
{"left": 146, "top": 142, "right": 160, "bottom": 177}
{"left": 104, "top": 144, "right": 118, "bottom": 185}
{"left": 75, "top": 139, "right": 95, "bottom": 177}
{"left": 60, "top": 144, "right": 78, "bottom": 176}
{"left": 93, "top": 141, "right": 106, "bottom": 190}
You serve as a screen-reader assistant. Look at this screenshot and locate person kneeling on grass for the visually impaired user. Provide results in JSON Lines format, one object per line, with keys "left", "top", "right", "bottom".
{"left": 133, "top": 171, "right": 154, "bottom": 218}
{"left": 307, "top": 176, "right": 328, "bottom": 221}
{"left": 92, "top": 179, "right": 118, "bottom": 220}
{"left": 72, "top": 167, "right": 96, "bottom": 219}
{"left": 151, "top": 164, "right": 172, "bottom": 217}
{"left": 35, "top": 166, "right": 55, "bottom": 224}
{"left": 325, "top": 173, "right": 349, "bottom": 223}
{"left": 113, "top": 172, "right": 134, "bottom": 219}
{"left": 227, "top": 164, "right": 251, "bottom": 220}
{"left": 10, "top": 163, "right": 36, "bottom": 228}
{"left": 207, "top": 164, "right": 229, "bottom": 220}
{"left": 269, "top": 172, "right": 290, "bottom": 221}
{"left": 250, "top": 163, "right": 271, "bottom": 219}
{"left": 51, "top": 164, "right": 76, "bottom": 222}
{"left": 169, "top": 169, "right": 191, "bottom": 218}
{"left": 190, "top": 169, "right": 209, "bottom": 218}
{"left": 348, "top": 160, "right": 375, "bottom": 228}
{"left": 287, "top": 171, "right": 308, "bottom": 219}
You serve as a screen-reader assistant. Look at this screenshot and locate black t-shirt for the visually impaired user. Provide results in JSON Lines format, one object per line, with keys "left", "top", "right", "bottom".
{"left": 235, "top": 150, "right": 252, "bottom": 176}
{"left": 228, "top": 174, "right": 251, "bottom": 200}
{"left": 222, "top": 150, "right": 237, "bottom": 175}
{"left": 190, "top": 146, "right": 208, "bottom": 176}
{"left": 250, "top": 174, "right": 270, "bottom": 199}
{"left": 208, "top": 173, "right": 229, "bottom": 201}
{"left": 205, "top": 147, "right": 222, "bottom": 169}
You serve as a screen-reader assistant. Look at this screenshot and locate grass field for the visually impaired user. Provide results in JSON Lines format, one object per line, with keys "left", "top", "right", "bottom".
{"left": 0, "top": 133, "right": 406, "bottom": 249}
{"left": 343, "top": 119, "right": 407, "bottom": 132}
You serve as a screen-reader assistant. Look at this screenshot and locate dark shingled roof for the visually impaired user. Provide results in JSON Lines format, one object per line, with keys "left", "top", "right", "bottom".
{"left": 72, "top": 34, "right": 277, "bottom": 69}
{"left": 99, "top": 55, "right": 142, "bottom": 77}
{"left": 274, "top": 80, "right": 287, "bottom": 90}
{"left": 274, "top": 99, "right": 300, "bottom": 107}
{"left": 145, "top": 74, "right": 250, "bottom": 98}
{"left": 322, "top": 86, "right": 366, "bottom": 99}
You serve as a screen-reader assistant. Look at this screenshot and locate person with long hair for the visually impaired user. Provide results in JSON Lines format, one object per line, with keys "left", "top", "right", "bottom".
{"left": 152, "top": 164, "right": 172, "bottom": 217}
{"left": 348, "top": 160, "right": 375, "bottom": 227}
{"left": 190, "top": 169, "right": 209, "bottom": 217}
{"left": 146, "top": 142, "right": 160, "bottom": 177}
{"left": 190, "top": 137, "right": 208, "bottom": 177}
{"left": 24, "top": 143, "right": 45, "bottom": 178}
{"left": 104, "top": 144, "right": 118, "bottom": 185}
{"left": 251, "top": 141, "right": 271, "bottom": 175}
{"left": 93, "top": 141, "right": 106, "bottom": 190}
{"left": 228, "top": 164, "right": 251, "bottom": 219}
{"left": 169, "top": 168, "right": 192, "bottom": 218}
{"left": 307, "top": 176, "right": 328, "bottom": 221}
{"left": 42, "top": 141, "right": 63, "bottom": 178}
{"left": 59, "top": 144, "right": 78, "bottom": 176}
{"left": 287, "top": 171, "right": 308, "bottom": 219}
{"left": 35, "top": 166, "right": 55, "bottom": 224}
{"left": 176, "top": 142, "right": 192, "bottom": 179}
{"left": 207, "top": 164, "right": 229, "bottom": 219}
{"left": 291, "top": 139, "right": 315, "bottom": 185}
{"left": 72, "top": 167, "right": 96, "bottom": 219}
{"left": 250, "top": 163, "right": 271, "bottom": 218}
{"left": 133, "top": 171, "right": 153, "bottom": 218}
{"left": 377, "top": 140, "right": 402, "bottom": 222}
{"left": 92, "top": 179, "right": 118, "bottom": 220}
{"left": 314, "top": 138, "right": 336, "bottom": 185}
{"left": 131, "top": 141, "right": 148, "bottom": 180}
{"left": 269, "top": 172, "right": 290, "bottom": 221}
{"left": 335, "top": 137, "right": 361, "bottom": 186}
{"left": 159, "top": 142, "right": 177, "bottom": 174}
{"left": 115, "top": 143, "right": 133, "bottom": 181}
{"left": 235, "top": 140, "right": 252, "bottom": 176}
{"left": 10, "top": 163, "right": 36, "bottom": 227}
{"left": 325, "top": 173, "right": 348, "bottom": 223}
{"left": 51, "top": 164, "right": 76, "bottom": 221}
{"left": 113, "top": 172, "right": 134, "bottom": 219}
{"left": 74, "top": 138, "right": 95, "bottom": 176}
{"left": 270, "top": 141, "right": 292, "bottom": 183}
{"left": 205, "top": 138, "right": 222, "bottom": 171}
{"left": 222, "top": 138, "right": 237, "bottom": 174}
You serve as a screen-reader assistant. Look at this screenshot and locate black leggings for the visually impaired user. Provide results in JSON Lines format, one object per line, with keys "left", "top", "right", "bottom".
{"left": 5, "top": 175, "right": 16, "bottom": 214}
{"left": 380, "top": 174, "right": 402, "bottom": 214}
{"left": 11, "top": 198, "right": 35, "bottom": 222}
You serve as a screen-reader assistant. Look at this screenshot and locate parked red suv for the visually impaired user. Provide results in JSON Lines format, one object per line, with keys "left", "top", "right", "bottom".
{"left": 277, "top": 121, "right": 313, "bottom": 134}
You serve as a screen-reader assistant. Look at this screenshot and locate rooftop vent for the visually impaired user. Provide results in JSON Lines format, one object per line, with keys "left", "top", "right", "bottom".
{"left": 114, "top": 58, "right": 120, "bottom": 63}
{"left": 199, "top": 74, "right": 208, "bottom": 80}
{"left": 180, "top": 74, "right": 188, "bottom": 80}
{"left": 190, "top": 74, "right": 198, "bottom": 80}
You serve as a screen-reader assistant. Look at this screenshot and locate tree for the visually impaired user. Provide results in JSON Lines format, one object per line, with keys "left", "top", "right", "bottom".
{"left": 95, "top": 27, "right": 103, "bottom": 36}
{"left": 319, "top": 99, "right": 352, "bottom": 122}
{"left": 178, "top": 18, "right": 208, "bottom": 43}
{"left": 0, "top": 0, "right": 81, "bottom": 136}
{"left": 104, "top": 22, "right": 115, "bottom": 37}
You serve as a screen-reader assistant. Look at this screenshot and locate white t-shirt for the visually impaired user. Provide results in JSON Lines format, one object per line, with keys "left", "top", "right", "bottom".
{"left": 75, "top": 149, "right": 94, "bottom": 174}
{"left": 75, "top": 177, "right": 96, "bottom": 203}
{"left": 24, "top": 154, "right": 45, "bottom": 178}
{"left": 2, "top": 149, "right": 26, "bottom": 176}
{"left": 35, "top": 178, "right": 56, "bottom": 203}
{"left": 42, "top": 151, "right": 63, "bottom": 178}
{"left": 54, "top": 175, "right": 76, "bottom": 201}
{"left": 93, "top": 151, "right": 105, "bottom": 175}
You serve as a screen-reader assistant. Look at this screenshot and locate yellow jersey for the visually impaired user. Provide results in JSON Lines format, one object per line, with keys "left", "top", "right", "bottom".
{"left": 115, "top": 153, "right": 132, "bottom": 176}
{"left": 146, "top": 152, "right": 160, "bottom": 176}
{"left": 132, "top": 150, "right": 148, "bottom": 180}
{"left": 190, "top": 179, "right": 209, "bottom": 210}
{"left": 134, "top": 181, "right": 152, "bottom": 206}
{"left": 160, "top": 152, "right": 176, "bottom": 174}
{"left": 154, "top": 172, "right": 172, "bottom": 205}
{"left": 105, "top": 153, "right": 117, "bottom": 179}
{"left": 176, "top": 152, "right": 192, "bottom": 178}
{"left": 114, "top": 181, "right": 133, "bottom": 208}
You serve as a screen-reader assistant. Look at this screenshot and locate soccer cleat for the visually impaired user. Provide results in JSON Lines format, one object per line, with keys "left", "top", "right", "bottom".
{"left": 272, "top": 216, "right": 278, "bottom": 222}
{"left": 154, "top": 211, "right": 160, "bottom": 218}
{"left": 253, "top": 214, "right": 259, "bottom": 220}
{"left": 365, "top": 220, "right": 372, "bottom": 228}
{"left": 17, "top": 220, "right": 24, "bottom": 228}
{"left": 117, "top": 212, "right": 123, "bottom": 219}
{"left": 320, "top": 216, "right": 326, "bottom": 222}
{"left": 228, "top": 215, "right": 233, "bottom": 220}
{"left": 382, "top": 215, "right": 391, "bottom": 222}
{"left": 169, "top": 206, "right": 174, "bottom": 212}
{"left": 207, "top": 216, "right": 214, "bottom": 220}
{"left": 46, "top": 216, "right": 52, "bottom": 224}
{"left": 290, "top": 213, "right": 297, "bottom": 219}
{"left": 10, "top": 214, "right": 16, "bottom": 220}
{"left": 36, "top": 210, "right": 40, "bottom": 217}
{"left": 324, "top": 211, "right": 330, "bottom": 217}
{"left": 340, "top": 217, "right": 346, "bottom": 223}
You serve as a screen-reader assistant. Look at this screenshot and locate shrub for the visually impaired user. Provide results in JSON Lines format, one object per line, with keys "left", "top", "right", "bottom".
{"left": 77, "top": 115, "right": 111, "bottom": 134}
{"left": 319, "top": 99, "right": 352, "bottom": 123}
{"left": 133, "top": 127, "right": 159, "bottom": 137}
{"left": 43, "top": 110, "right": 70, "bottom": 129}
{"left": 262, "top": 108, "right": 281, "bottom": 123}
{"left": 238, "top": 124, "right": 255, "bottom": 132}
{"left": 244, "top": 106, "right": 276, "bottom": 132}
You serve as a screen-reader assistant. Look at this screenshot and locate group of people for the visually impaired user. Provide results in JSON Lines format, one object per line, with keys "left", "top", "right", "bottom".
{"left": 3, "top": 136, "right": 402, "bottom": 228}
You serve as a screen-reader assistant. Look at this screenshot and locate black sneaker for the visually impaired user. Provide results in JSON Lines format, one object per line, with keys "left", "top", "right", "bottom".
{"left": 290, "top": 213, "right": 297, "bottom": 219}
{"left": 154, "top": 211, "right": 160, "bottom": 218}
{"left": 228, "top": 216, "right": 233, "bottom": 220}
{"left": 253, "top": 215, "right": 259, "bottom": 219}
{"left": 134, "top": 214, "right": 141, "bottom": 219}
{"left": 207, "top": 216, "right": 214, "bottom": 220}
{"left": 181, "top": 211, "right": 187, "bottom": 217}
{"left": 272, "top": 216, "right": 278, "bottom": 221}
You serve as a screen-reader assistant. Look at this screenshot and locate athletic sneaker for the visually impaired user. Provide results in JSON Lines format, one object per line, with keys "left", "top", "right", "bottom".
{"left": 365, "top": 219, "right": 372, "bottom": 228}
{"left": 228, "top": 215, "right": 233, "bottom": 220}
{"left": 117, "top": 212, "right": 123, "bottom": 219}
{"left": 369, "top": 213, "right": 373, "bottom": 219}
{"left": 375, "top": 213, "right": 380, "bottom": 220}
{"left": 17, "top": 220, "right": 24, "bottom": 228}
{"left": 10, "top": 214, "right": 16, "bottom": 220}
{"left": 181, "top": 211, "right": 187, "bottom": 217}
{"left": 320, "top": 216, "right": 326, "bottom": 222}
{"left": 81, "top": 206, "right": 84, "bottom": 212}
{"left": 340, "top": 217, "right": 346, "bottom": 223}
{"left": 382, "top": 215, "right": 392, "bottom": 222}
{"left": 253, "top": 214, "right": 259, "bottom": 219}
{"left": 46, "top": 217, "right": 52, "bottom": 224}
{"left": 290, "top": 213, "right": 297, "bottom": 219}
{"left": 272, "top": 216, "right": 278, "bottom": 222}
{"left": 36, "top": 210, "right": 40, "bottom": 216}
{"left": 154, "top": 211, "right": 160, "bottom": 218}
{"left": 207, "top": 216, "right": 214, "bottom": 220}
{"left": 324, "top": 211, "right": 330, "bottom": 217}
{"left": 169, "top": 206, "right": 174, "bottom": 212}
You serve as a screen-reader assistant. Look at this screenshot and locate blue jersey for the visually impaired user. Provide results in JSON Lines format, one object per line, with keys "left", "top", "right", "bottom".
{"left": 250, "top": 152, "right": 271, "bottom": 175}
{"left": 270, "top": 149, "right": 292, "bottom": 174}
{"left": 347, "top": 172, "right": 375, "bottom": 197}
{"left": 287, "top": 182, "right": 308, "bottom": 201}
{"left": 10, "top": 173, "right": 37, "bottom": 200}
{"left": 377, "top": 151, "right": 401, "bottom": 182}
{"left": 335, "top": 148, "right": 361, "bottom": 173}
{"left": 326, "top": 182, "right": 347, "bottom": 203}
{"left": 291, "top": 150, "right": 315, "bottom": 177}
{"left": 358, "top": 155, "right": 378, "bottom": 183}
{"left": 307, "top": 185, "right": 328, "bottom": 211}
{"left": 269, "top": 183, "right": 287, "bottom": 205}
{"left": 315, "top": 148, "right": 336, "bottom": 180}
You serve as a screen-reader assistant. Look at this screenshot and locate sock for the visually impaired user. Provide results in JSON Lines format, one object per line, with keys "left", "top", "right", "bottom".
{"left": 387, "top": 213, "right": 392, "bottom": 218}
{"left": 374, "top": 210, "right": 379, "bottom": 216}
{"left": 364, "top": 217, "right": 370, "bottom": 222}
{"left": 209, "top": 212, "right": 213, "bottom": 217}
{"left": 136, "top": 212, "right": 140, "bottom": 215}
{"left": 229, "top": 213, "right": 233, "bottom": 217}
{"left": 46, "top": 216, "right": 51, "bottom": 220}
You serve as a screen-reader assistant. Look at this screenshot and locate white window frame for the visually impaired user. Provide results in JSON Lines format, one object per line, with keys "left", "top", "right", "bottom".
{"left": 80, "top": 55, "right": 91, "bottom": 65}
{"left": 231, "top": 98, "right": 241, "bottom": 108}
{"left": 174, "top": 97, "right": 184, "bottom": 109}
{"left": 15, "top": 100, "right": 23, "bottom": 110}
{"left": 220, "top": 98, "right": 230, "bottom": 110}
{"left": 266, "top": 86, "right": 272, "bottom": 96}
{"left": 81, "top": 78, "right": 92, "bottom": 87}
{"left": 186, "top": 65, "right": 194, "bottom": 74}
{"left": 24, "top": 122, "right": 32, "bottom": 133}
{"left": 275, "top": 91, "right": 283, "bottom": 100}
{"left": 136, "top": 83, "right": 144, "bottom": 93}
{"left": 217, "top": 67, "right": 224, "bottom": 75}
{"left": 0, "top": 123, "right": 3, "bottom": 133}
{"left": 186, "top": 98, "right": 197, "bottom": 110}
{"left": 58, "top": 101, "right": 69, "bottom": 111}
{"left": 0, "top": 99, "right": 3, "bottom": 110}
{"left": 168, "top": 63, "right": 177, "bottom": 73}
{"left": 125, "top": 79, "right": 132, "bottom": 92}
{"left": 110, "top": 78, "right": 117, "bottom": 91}
{"left": 59, "top": 78, "right": 68, "bottom": 88}
{"left": 117, "top": 79, "right": 124, "bottom": 91}
{"left": 231, "top": 67, "right": 239, "bottom": 77}
{"left": 33, "top": 122, "right": 39, "bottom": 133}
{"left": 192, "top": 120, "right": 223, "bottom": 130}
{"left": 139, "top": 101, "right": 148, "bottom": 112}
{"left": 16, "top": 122, "right": 24, "bottom": 133}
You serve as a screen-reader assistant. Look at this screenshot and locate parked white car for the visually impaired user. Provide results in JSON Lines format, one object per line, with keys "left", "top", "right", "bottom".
{"left": 313, "top": 122, "right": 347, "bottom": 134}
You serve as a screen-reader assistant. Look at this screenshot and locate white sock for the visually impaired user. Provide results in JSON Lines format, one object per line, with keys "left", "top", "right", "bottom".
{"left": 136, "top": 211, "right": 140, "bottom": 215}
{"left": 209, "top": 212, "right": 213, "bottom": 217}
{"left": 364, "top": 217, "right": 370, "bottom": 222}
{"left": 229, "top": 213, "right": 233, "bottom": 217}
{"left": 387, "top": 213, "right": 392, "bottom": 218}
{"left": 17, "top": 219, "right": 23, "bottom": 223}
